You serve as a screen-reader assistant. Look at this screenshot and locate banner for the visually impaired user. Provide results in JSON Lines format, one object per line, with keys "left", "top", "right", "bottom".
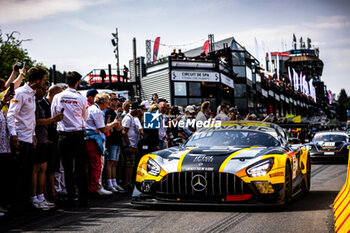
{"left": 153, "top": 37, "right": 160, "bottom": 64}
{"left": 276, "top": 54, "right": 280, "bottom": 81}
{"left": 202, "top": 40, "right": 209, "bottom": 56}
{"left": 254, "top": 37, "right": 259, "bottom": 64}
{"left": 288, "top": 66, "right": 293, "bottom": 87}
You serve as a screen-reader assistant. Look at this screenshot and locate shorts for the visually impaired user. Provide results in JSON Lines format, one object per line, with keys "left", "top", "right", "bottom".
{"left": 105, "top": 145, "right": 121, "bottom": 161}
{"left": 34, "top": 143, "right": 47, "bottom": 164}
{"left": 123, "top": 147, "right": 137, "bottom": 167}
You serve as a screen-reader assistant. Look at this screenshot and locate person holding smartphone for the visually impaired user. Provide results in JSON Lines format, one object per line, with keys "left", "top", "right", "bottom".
{"left": 7, "top": 67, "right": 48, "bottom": 215}
{"left": 0, "top": 62, "right": 26, "bottom": 115}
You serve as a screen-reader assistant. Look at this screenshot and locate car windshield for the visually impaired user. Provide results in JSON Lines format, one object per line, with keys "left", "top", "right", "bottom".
{"left": 185, "top": 130, "right": 280, "bottom": 147}
{"left": 312, "top": 134, "right": 348, "bottom": 143}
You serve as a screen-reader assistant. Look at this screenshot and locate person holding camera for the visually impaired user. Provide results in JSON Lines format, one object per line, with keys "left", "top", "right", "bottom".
{"left": 7, "top": 67, "right": 48, "bottom": 214}
{"left": 0, "top": 62, "right": 26, "bottom": 115}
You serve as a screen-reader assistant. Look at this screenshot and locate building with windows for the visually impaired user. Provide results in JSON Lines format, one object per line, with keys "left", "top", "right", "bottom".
{"left": 139, "top": 35, "right": 332, "bottom": 118}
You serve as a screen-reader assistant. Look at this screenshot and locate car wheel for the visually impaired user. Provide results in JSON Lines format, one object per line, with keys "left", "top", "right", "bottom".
{"left": 283, "top": 163, "right": 293, "bottom": 204}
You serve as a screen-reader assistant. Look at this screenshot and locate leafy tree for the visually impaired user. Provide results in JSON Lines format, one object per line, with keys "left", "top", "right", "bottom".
{"left": 0, "top": 29, "right": 36, "bottom": 80}
{"left": 337, "top": 89, "right": 350, "bottom": 121}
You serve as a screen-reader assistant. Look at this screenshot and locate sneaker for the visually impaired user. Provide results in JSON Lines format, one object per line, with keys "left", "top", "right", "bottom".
{"left": 107, "top": 186, "right": 119, "bottom": 193}
{"left": 41, "top": 199, "right": 56, "bottom": 208}
{"left": 32, "top": 201, "right": 50, "bottom": 211}
{"left": 97, "top": 187, "right": 113, "bottom": 196}
{"left": 114, "top": 184, "right": 126, "bottom": 193}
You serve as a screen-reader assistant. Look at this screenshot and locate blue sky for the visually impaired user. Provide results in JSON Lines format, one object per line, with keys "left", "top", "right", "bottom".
{"left": 1, "top": 0, "right": 349, "bottom": 96}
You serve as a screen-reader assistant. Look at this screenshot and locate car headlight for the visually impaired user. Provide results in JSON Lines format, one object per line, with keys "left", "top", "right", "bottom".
{"left": 246, "top": 158, "right": 274, "bottom": 177}
{"left": 147, "top": 158, "right": 161, "bottom": 176}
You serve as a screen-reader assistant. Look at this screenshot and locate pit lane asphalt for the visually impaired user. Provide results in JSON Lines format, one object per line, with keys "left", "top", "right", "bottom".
{"left": 0, "top": 161, "right": 347, "bottom": 233}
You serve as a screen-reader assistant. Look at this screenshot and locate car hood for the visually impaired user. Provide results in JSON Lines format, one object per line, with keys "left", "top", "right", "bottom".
{"left": 310, "top": 141, "right": 347, "bottom": 151}
{"left": 152, "top": 146, "right": 285, "bottom": 174}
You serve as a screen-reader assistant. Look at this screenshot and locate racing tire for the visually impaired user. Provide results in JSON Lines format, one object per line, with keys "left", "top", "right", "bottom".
{"left": 302, "top": 154, "right": 311, "bottom": 194}
{"left": 283, "top": 163, "right": 293, "bottom": 204}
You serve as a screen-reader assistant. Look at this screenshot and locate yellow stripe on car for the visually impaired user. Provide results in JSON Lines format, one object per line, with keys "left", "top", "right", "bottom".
{"left": 177, "top": 149, "right": 194, "bottom": 172}
{"left": 219, "top": 147, "right": 257, "bottom": 172}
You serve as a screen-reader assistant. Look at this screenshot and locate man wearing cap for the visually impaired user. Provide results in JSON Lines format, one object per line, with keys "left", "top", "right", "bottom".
{"left": 86, "top": 88, "right": 98, "bottom": 107}
{"left": 122, "top": 101, "right": 140, "bottom": 188}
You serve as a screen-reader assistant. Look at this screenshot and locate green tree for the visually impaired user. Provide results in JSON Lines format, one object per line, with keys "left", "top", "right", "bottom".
{"left": 0, "top": 29, "right": 36, "bottom": 80}
{"left": 337, "top": 89, "right": 350, "bottom": 121}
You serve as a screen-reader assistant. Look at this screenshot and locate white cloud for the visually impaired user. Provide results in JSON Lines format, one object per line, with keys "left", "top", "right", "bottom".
{"left": 63, "top": 19, "right": 110, "bottom": 36}
{"left": 304, "top": 16, "right": 350, "bottom": 29}
{"left": 0, "top": 0, "right": 110, "bottom": 24}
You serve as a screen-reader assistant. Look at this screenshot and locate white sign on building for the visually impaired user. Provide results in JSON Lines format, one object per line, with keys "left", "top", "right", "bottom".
{"left": 171, "top": 71, "right": 220, "bottom": 82}
{"left": 220, "top": 74, "right": 234, "bottom": 88}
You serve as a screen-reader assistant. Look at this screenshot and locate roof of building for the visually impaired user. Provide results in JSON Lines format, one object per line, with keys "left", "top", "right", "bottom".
{"left": 287, "top": 55, "right": 323, "bottom": 63}
{"left": 184, "top": 37, "right": 245, "bottom": 57}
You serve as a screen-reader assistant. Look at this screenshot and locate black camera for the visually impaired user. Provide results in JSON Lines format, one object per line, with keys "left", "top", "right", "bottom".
{"left": 14, "top": 61, "right": 24, "bottom": 72}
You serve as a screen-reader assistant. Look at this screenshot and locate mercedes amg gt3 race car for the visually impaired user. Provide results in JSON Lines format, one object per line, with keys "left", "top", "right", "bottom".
{"left": 132, "top": 121, "right": 310, "bottom": 206}
{"left": 306, "top": 131, "right": 349, "bottom": 161}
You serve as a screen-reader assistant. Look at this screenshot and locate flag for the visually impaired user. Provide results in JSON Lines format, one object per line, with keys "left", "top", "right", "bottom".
{"left": 262, "top": 41, "right": 266, "bottom": 69}
{"left": 288, "top": 66, "right": 293, "bottom": 87}
{"left": 202, "top": 40, "right": 209, "bottom": 56}
{"left": 328, "top": 91, "right": 333, "bottom": 104}
{"left": 153, "top": 37, "right": 160, "bottom": 64}
{"left": 276, "top": 54, "right": 280, "bottom": 80}
{"left": 267, "top": 47, "right": 272, "bottom": 72}
{"left": 292, "top": 68, "right": 298, "bottom": 91}
{"left": 254, "top": 37, "right": 259, "bottom": 64}
{"left": 299, "top": 72, "right": 303, "bottom": 92}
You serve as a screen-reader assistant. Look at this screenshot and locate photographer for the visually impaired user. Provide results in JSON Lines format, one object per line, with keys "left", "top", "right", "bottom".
{"left": 0, "top": 62, "right": 26, "bottom": 115}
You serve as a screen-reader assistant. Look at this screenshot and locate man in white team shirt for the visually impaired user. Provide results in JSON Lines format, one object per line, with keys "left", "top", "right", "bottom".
{"left": 214, "top": 103, "right": 230, "bottom": 122}
{"left": 51, "top": 71, "right": 89, "bottom": 207}
{"left": 7, "top": 67, "right": 48, "bottom": 214}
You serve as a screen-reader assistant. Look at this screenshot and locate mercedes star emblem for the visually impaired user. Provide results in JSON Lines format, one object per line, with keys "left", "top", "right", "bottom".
{"left": 191, "top": 174, "right": 207, "bottom": 192}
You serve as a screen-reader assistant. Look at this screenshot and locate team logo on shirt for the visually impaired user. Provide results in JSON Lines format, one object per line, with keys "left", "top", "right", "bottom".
{"left": 143, "top": 111, "right": 161, "bottom": 129}
{"left": 60, "top": 99, "right": 78, "bottom": 104}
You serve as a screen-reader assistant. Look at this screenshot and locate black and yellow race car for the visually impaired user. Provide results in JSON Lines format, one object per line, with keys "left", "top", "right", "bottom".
{"left": 306, "top": 131, "right": 349, "bottom": 162}
{"left": 132, "top": 121, "right": 310, "bottom": 206}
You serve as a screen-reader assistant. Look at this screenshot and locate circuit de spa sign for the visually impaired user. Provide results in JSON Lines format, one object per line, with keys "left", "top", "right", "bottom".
{"left": 171, "top": 70, "right": 220, "bottom": 82}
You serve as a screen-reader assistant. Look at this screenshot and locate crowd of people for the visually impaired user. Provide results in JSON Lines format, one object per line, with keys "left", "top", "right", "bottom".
{"left": 0, "top": 64, "right": 334, "bottom": 218}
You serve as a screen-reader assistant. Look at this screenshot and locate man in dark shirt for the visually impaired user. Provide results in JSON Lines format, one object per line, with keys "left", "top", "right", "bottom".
{"left": 105, "top": 93, "right": 125, "bottom": 193}
{"left": 37, "top": 85, "right": 63, "bottom": 201}
{"left": 31, "top": 82, "right": 63, "bottom": 210}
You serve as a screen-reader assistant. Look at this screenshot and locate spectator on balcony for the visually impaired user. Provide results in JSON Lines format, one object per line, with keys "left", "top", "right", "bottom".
{"left": 177, "top": 49, "right": 185, "bottom": 59}
{"left": 123, "top": 65, "right": 129, "bottom": 82}
{"left": 200, "top": 50, "right": 207, "bottom": 60}
{"left": 170, "top": 48, "right": 177, "bottom": 58}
